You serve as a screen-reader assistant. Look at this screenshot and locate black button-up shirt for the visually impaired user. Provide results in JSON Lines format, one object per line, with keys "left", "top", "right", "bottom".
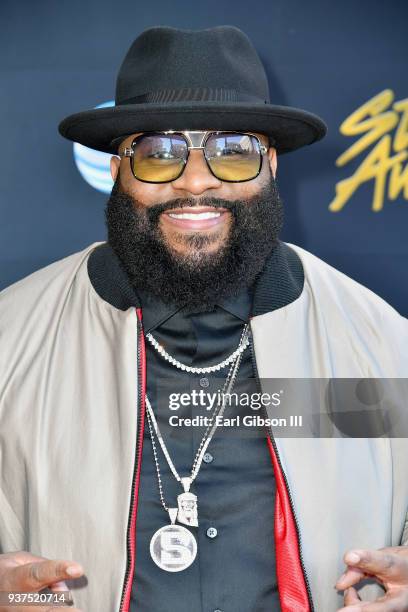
{"left": 88, "top": 240, "right": 305, "bottom": 612}
{"left": 130, "top": 285, "right": 281, "bottom": 612}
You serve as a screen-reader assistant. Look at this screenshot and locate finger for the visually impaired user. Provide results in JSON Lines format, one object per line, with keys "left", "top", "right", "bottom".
{"left": 344, "top": 586, "right": 362, "bottom": 605}
{"left": 335, "top": 566, "right": 368, "bottom": 590}
{"left": 9, "top": 559, "right": 83, "bottom": 590}
{"left": 337, "top": 587, "right": 408, "bottom": 612}
{"left": 49, "top": 580, "right": 69, "bottom": 592}
{"left": 343, "top": 549, "right": 408, "bottom": 583}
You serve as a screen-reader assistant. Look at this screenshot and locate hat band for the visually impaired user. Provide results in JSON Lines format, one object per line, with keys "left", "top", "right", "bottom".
{"left": 118, "top": 87, "right": 268, "bottom": 105}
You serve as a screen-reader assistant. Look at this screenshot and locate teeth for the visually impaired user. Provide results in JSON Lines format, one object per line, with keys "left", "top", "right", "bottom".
{"left": 168, "top": 211, "right": 221, "bottom": 220}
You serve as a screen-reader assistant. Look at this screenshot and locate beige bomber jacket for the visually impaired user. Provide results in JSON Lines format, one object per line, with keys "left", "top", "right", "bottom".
{"left": 0, "top": 240, "right": 407, "bottom": 611}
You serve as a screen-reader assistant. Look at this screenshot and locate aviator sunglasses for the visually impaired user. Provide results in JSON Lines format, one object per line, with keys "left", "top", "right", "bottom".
{"left": 118, "top": 130, "right": 270, "bottom": 183}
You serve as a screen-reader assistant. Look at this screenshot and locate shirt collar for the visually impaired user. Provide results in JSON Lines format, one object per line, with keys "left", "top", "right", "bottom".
{"left": 135, "top": 283, "right": 253, "bottom": 333}
{"left": 87, "top": 240, "right": 304, "bottom": 318}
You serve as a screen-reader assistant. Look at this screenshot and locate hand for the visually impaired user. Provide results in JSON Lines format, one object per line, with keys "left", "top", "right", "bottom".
{"left": 0, "top": 550, "right": 84, "bottom": 611}
{"left": 335, "top": 546, "right": 408, "bottom": 610}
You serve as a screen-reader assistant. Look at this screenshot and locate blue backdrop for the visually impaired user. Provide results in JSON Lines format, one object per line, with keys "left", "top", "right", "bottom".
{"left": 1, "top": 0, "right": 407, "bottom": 314}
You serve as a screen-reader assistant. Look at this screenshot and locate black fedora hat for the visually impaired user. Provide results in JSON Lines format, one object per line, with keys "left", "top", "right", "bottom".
{"left": 58, "top": 25, "right": 327, "bottom": 155}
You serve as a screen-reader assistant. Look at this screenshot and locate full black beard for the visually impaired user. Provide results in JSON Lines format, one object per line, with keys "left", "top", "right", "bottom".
{"left": 105, "top": 172, "right": 284, "bottom": 311}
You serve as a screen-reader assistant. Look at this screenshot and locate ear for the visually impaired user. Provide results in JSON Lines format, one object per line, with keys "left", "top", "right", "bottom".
{"left": 110, "top": 156, "right": 120, "bottom": 181}
{"left": 267, "top": 147, "right": 277, "bottom": 179}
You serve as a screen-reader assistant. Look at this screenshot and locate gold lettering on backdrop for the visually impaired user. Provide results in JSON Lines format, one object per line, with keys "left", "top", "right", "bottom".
{"left": 329, "top": 89, "right": 408, "bottom": 212}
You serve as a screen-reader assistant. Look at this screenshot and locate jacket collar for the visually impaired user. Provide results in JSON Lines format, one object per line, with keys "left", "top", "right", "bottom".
{"left": 87, "top": 240, "right": 304, "bottom": 318}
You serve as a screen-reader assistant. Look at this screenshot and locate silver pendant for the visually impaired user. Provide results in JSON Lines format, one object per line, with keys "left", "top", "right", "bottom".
{"left": 150, "top": 507, "right": 197, "bottom": 572}
{"left": 177, "top": 477, "right": 198, "bottom": 527}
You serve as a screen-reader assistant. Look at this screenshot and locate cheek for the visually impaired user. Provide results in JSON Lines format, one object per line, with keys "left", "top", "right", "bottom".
{"left": 227, "top": 186, "right": 254, "bottom": 202}
{"left": 119, "top": 169, "right": 174, "bottom": 205}
{"left": 226, "top": 174, "right": 269, "bottom": 200}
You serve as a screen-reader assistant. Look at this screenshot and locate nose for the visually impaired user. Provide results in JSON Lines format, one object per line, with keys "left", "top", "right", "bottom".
{"left": 170, "top": 149, "right": 222, "bottom": 195}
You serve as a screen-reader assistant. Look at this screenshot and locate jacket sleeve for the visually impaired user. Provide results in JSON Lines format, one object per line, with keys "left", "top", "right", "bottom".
{"left": 0, "top": 486, "right": 25, "bottom": 554}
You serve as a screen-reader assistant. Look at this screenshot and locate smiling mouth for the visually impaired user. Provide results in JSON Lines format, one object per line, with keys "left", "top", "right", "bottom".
{"left": 168, "top": 211, "right": 222, "bottom": 220}
{"left": 161, "top": 206, "right": 230, "bottom": 230}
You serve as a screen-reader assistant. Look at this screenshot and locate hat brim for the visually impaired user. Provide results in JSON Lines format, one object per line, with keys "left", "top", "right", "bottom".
{"left": 58, "top": 101, "right": 327, "bottom": 155}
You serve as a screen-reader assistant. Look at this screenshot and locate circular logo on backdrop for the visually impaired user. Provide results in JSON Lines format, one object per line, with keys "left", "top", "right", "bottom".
{"left": 73, "top": 100, "right": 115, "bottom": 194}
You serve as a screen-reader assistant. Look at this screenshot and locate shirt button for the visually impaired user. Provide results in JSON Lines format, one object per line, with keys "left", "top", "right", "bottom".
{"left": 206, "top": 526, "right": 218, "bottom": 539}
{"left": 203, "top": 452, "right": 214, "bottom": 464}
{"left": 199, "top": 377, "right": 209, "bottom": 387}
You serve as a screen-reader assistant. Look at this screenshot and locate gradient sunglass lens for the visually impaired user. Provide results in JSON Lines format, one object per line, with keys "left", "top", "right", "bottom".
{"left": 205, "top": 133, "right": 262, "bottom": 181}
{"left": 132, "top": 134, "right": 187, "bottom": 182}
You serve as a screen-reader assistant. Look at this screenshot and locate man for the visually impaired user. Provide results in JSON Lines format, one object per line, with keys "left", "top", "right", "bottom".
{"left": 0, "top": 25, "right": 408, "bottom": 612}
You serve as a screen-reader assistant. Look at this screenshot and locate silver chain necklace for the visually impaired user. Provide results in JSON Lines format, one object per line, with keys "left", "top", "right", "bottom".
{"left": 146, "top": 323, "right": 250, "bottom": 572}
{"left": 145, "top": 327, "right": 250, "bottom": 373}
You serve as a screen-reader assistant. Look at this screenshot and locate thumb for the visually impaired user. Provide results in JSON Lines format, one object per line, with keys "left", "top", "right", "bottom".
{"left": 344, "top": 548, "right": 408, "bottom": 584}
{"left": 11, "top": 559, "right": 83, "bottom": 591}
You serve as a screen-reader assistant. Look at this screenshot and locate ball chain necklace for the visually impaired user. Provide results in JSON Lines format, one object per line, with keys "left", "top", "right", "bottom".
{"left": 145, "top": 323, "right": 250, "bottom": 572}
